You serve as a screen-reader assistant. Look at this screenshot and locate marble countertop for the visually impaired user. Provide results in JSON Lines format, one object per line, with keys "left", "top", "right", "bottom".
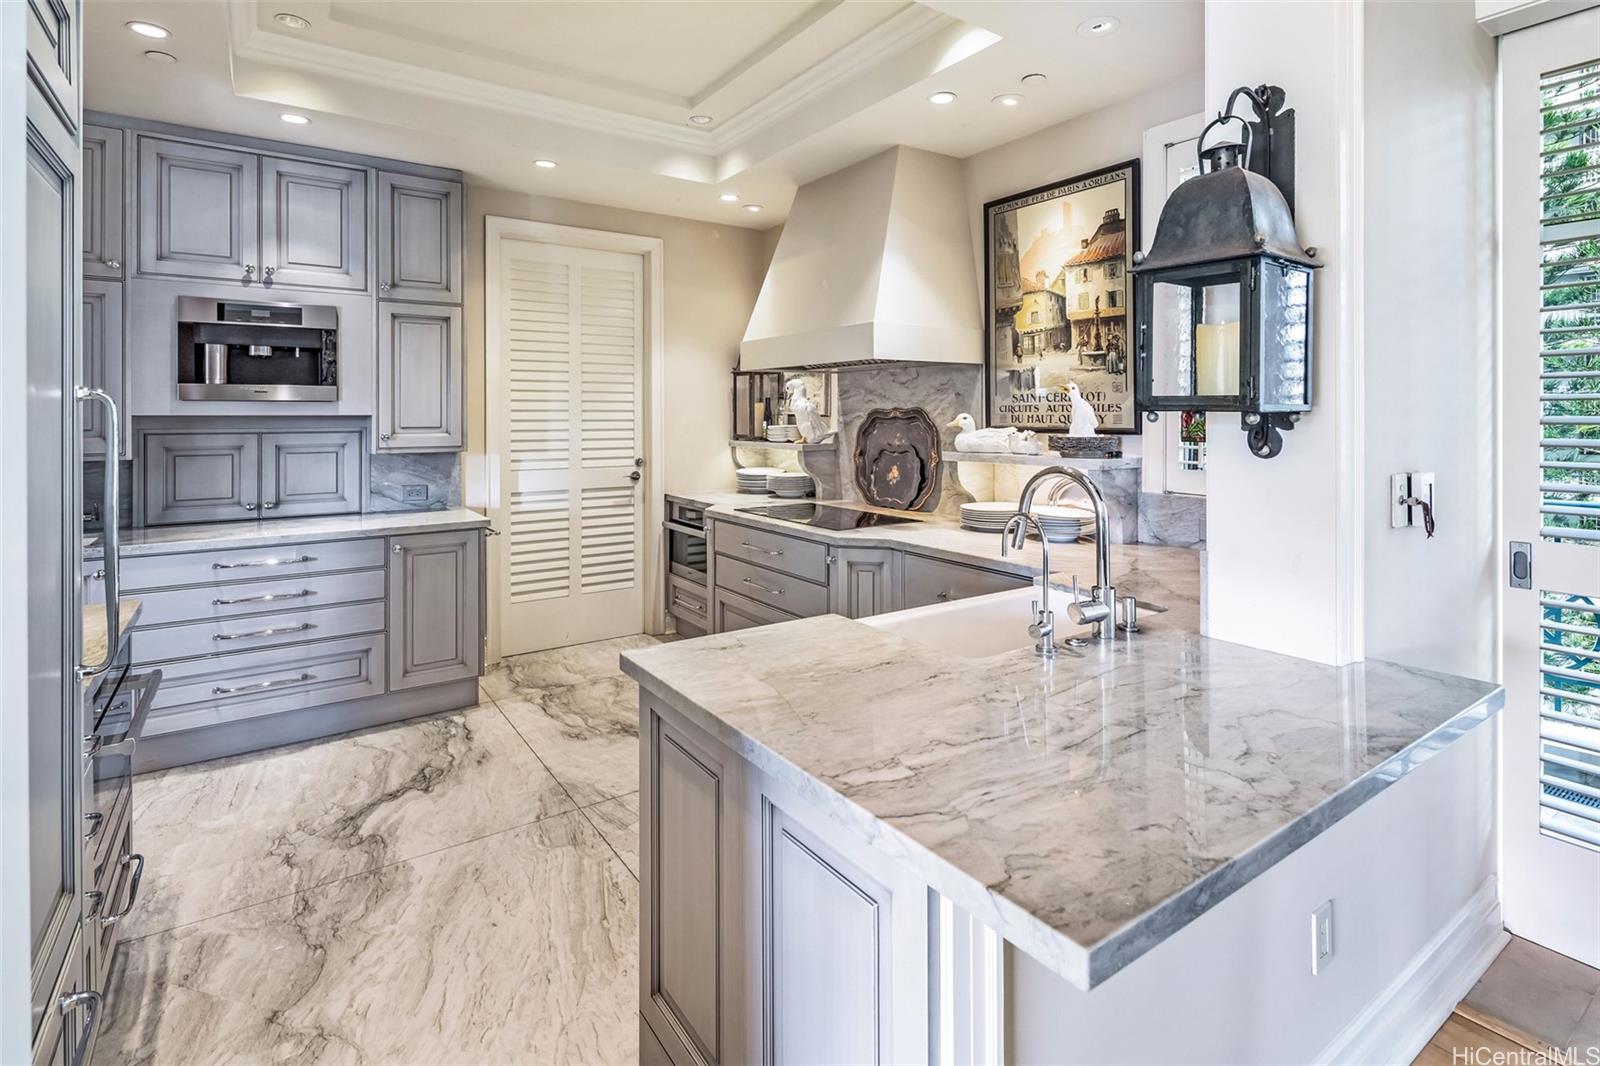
{"left": 621, "top": 612, "right": 1502, "bottom": 991}
{"left": 83, "top": 598, "right": 141, "bottom": 689}
{"left": 84, "top": 508, "right": 490, "bottom": 559}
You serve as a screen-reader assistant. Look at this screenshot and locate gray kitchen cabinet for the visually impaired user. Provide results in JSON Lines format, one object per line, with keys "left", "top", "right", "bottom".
{"left": 137, "top": 136, "right": 260, "bottom": 284}
{"left": 901, "top": 552, "right": 1032, "bottom": 610}
{"left": 711, "top": 586, "right": 798, "bottom": 632}
{"left": 376, "top": 172, "right": 462, "bottom": 303}
{"left": 716, "top": 554, "right": 830, "bottom": 617}
{"left": 259, "top": 431, "right": 363, "bottom": 518}
{"left": 82, "top": 123, "right": 124, "bottom": 279}
{"left": 829, "top": 546, "right": 902, "bottom": 619}
{"left": 388, "top": 529, "right": 482, "bottom": 691}
{"left": 142, "top": 432, "right": 261, "bottom": 525}
{"left": 25, "top": 0, "right": 76, "bottom": 121}
{"left": 376, "top": 302, "right": 463, "bottom": 451}
{"left": 260, "top": 155, "right": 368, "bottom": 291}
{"left": 80, "top": 280, "right": 124, "bottom": 459}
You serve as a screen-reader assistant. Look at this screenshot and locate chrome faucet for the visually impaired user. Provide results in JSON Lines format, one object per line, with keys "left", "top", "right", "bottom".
{"left": 1012, "top": 465, "right": 1118, "bottom": 642}
{"left": 1001, "top": 512, "right": 1056, "bottom": 657}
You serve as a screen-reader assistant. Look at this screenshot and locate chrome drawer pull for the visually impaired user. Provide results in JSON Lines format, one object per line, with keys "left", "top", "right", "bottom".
{"left": 671, "top": 595, "right": 705, "bottom": 613}
{"left": 83, "top": 811, "right": 104, "bottom": 841}
{"left": 739, "top": 541, "right": 783, "bottom": 556}
{"left": 213, "top": 623, "right": 313, "bottom": 642}
{"left": 212, "top": 554, "right": 314, "bottom": 570}
{"left": 59, "top": 989, "right": 103, "bottom": 1066}
{"left": 212, "top": 588, "right": 314, "bottom": 606}
{"left": 213, "top": 672, "right": 316, "bottom": 695}
{"left": 102, "top": 853, "right": 145, "bottom": 927}
{"left": 741, "top": 577, "right": 784, "bottom": 596}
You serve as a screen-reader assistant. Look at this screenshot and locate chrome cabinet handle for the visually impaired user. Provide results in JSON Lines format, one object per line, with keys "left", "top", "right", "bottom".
{"left": 380, "top": 282, "right": 391, "bottom": 292}
{"left": 102, "top": 853, "right": 145, "bottom": 926}
{"left": 102, "top": 258, "right": 120, "bottom": 270}
{"left": 262, "top": 501, "right": 278, "bottom": 510}
{"left": 213, "top": 672, "right": 315, "bottom": 696}
{"left": 213, "top": 622, "right": 312, "bottom": 642}
{"left": 671, "top": 595, "right": 705, "bottom": 613}
{"left": 392, "top": 544, "right": 402, "bottom": 554}
{"left": 83, "top": 890, "right": 104, "bottom": 922}
{"left": 59, "top": 990, "right": 103, "bottom": 1066}
{"left": 212, "top": 554, "right": 313, "bottom": 570}
{"left": 83, "top": 811, "right": 104, "bottom": 841}
{"left": 264, "top": 266, "right": 276, "bottom": 278}
{"left": 740, "top": 541, "right": 783, "bottom": 556}
{"left": 935, "top": 590, "right": 952, "bottom": 601}
{"left": 76, "top": 387, "right": 121, "bottom": 680}
{"left": 741, "top": 577, "right": 784, "bottom": 596}
{"left": 243, "top": 264, "right": 255, "bottom": 279}
{"left": 212, "top": 588, "right": 313, "bottom": 606}
{"left": 379, "top": 432, "right": 391, "bottom": 442}
{"left": 242, "top": 502, "right": 258, "bottom": 511}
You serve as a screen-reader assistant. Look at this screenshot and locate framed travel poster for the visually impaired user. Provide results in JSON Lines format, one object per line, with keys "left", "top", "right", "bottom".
{"left": 983, "top": 160, "right": 1140, "bottom": 433}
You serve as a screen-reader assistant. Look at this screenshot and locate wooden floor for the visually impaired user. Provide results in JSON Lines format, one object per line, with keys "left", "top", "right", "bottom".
{"left": 1415, "top": 1011, "right": 1546, "bottom": 1065}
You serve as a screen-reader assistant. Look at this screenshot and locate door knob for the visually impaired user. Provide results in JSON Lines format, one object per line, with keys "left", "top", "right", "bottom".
{"left": 628, "top": 470, "right": 642, "bottom": 482}
{"left": 633, "top": 457, "right": 645, "bottom": 467}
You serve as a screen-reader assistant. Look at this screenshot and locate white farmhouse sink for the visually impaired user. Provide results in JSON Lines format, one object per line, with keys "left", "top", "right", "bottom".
{"left": 861, "top": 586, "right": 1047, "bottom": 658}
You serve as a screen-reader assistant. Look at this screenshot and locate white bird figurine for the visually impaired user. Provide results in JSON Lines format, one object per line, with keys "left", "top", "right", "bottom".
{"left": 785, "top": 379, "right": 831, "bottom": 444}
{"left": 1008, "top": 429, "right": 1043, "bottom": 455}
{"left": 1066, "top": 383, "right": 1100, "bottom": 438}
{"left": 946, "top": 413, "right": 1020, "bottom": 453}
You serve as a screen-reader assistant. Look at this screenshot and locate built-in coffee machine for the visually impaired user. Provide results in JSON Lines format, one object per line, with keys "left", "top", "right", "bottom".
{"left": 176, "top": 296, "right": 339, "bottom": 401}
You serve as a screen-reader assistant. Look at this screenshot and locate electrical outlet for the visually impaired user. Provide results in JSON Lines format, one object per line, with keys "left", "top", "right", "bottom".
{"left": 402, "top": 484, "right": 428, "bottom": 503}
{"left": 1311, "top": 900, "right": 1334, "bottom": 975}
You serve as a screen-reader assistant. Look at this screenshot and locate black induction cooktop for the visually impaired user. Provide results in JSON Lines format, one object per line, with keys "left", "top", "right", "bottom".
{"left": 736, "top": 503, "right": 921, "bottom": 530}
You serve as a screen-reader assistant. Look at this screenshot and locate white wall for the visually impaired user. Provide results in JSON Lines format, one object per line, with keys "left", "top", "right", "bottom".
{"left": 1362, "top": 0, "right": 1497, "bottom": 681}
{"left": 959, "top": 71, "right": 1207, "bottom": 462}
{"left": 464, "top": 187, "right": 768, "bottom": 501}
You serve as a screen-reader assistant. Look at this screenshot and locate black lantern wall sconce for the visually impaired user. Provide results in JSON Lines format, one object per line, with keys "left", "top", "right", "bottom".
{"left": 1132, "top": 85, "right": 1319, "bottom": 459}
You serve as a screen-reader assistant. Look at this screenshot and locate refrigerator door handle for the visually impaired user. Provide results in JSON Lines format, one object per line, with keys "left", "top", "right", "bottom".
{"left": 76, "top": 387, "right": 120, "bottom": 680}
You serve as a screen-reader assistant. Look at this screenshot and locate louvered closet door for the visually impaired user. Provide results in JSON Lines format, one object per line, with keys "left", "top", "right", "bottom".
{"left": 495, "top": 239, "right": 645, "bottom": 654}
{"left": 1502, "top": 14, "right": 1600, "bottom": 969}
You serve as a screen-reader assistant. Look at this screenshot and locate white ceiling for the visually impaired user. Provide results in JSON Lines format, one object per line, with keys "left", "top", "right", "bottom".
{"left": 82, "top": 0, "right": 1202, "bottom": 228}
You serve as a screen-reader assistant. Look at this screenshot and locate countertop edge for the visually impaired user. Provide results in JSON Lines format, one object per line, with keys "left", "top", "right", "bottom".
{"left": 84, "top": 508, "right": 491, "bottom": 559}
{"left": 622, "top": 647, "right": 1504, "bottom": 993}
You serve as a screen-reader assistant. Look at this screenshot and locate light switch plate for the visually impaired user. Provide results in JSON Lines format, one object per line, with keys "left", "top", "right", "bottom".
{"left": 1311, "top": 900, "right": 1334, "bottom": 974}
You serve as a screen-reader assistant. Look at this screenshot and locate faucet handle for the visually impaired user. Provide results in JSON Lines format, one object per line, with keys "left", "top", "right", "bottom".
{"left": 1068, "top": 596, "right": 1111, "bottom": 627}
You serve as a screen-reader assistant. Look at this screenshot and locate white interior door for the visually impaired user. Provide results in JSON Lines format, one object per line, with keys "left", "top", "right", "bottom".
{"left": 1502, "top": 11, "right": 1600, "bottom": 969}
{"left": 493, "top": 237, "right": 645, "bottom": 654}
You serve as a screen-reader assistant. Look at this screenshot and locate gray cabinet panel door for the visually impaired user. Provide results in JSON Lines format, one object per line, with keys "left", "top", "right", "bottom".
{"left": 711, "top": 586, "right": 798, "bottom": 633}
{"left": 388, "top": 529, "right": 481, "bottom": 690}
{"left": 376, "top": 172, "right": 461, "bottom": 303}
{"left": 259, "top": 431, "right": 362, "bottom": 518}
{"left": 143, "top": 432, "right": 261, "bottom": 525}
{"left": 900, "top": 553, "right": 1031, "bottom": 609}
{"left": 260, "top": 156, "right": 368, "bottom": 291}
{"left": 829, "top": 547, "right": 903, "bottom": 620}
{"left": 80, "top": 280, "right": 124, "bottom": 459}
{"left": 25, "top": 0, "right": 76, "bottom": 121}
{"left": 137, "top": 137, "right": 260, "bottom": 283}
{"left": 376, "top": 303, "right": 463, "bottom": 451}
{"left": 82, "top": 123, "right": 124, "bottom": 279}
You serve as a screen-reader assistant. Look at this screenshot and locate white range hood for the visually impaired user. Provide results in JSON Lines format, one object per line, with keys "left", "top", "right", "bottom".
{"left": 739, "top": 145, "right": 983, "bottom": 371}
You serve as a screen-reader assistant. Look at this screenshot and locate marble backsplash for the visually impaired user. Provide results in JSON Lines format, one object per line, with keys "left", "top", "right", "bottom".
{"left": 369, "top": 452, "right": 462, "bottom": 512}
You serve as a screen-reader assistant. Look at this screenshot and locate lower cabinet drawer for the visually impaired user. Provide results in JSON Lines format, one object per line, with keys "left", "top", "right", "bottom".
{"left": 901, "top": 552, "right": 1033, "bottom": 609}
{"left": 714, "top": 555, "right": 830, "bottom": 617}
{"left": 712, "top": 586, "right": 800, "bottom": 632}
{"left": 130, "top": 567, "right": 387, "bottom": 628}
{"left": 667, "top": 575, "right": 708, "bottom": 626}
{"left": 118, "top": 537, "right": 387, "bottom": 593}
{"left": 144, "top": 635, "right": 387, "bottom": 737}
{"left": 712, "top": 519, "right": 831, "bottom": 584}
{"left": 132, "top": 601, "right": 387, "bottom": 664}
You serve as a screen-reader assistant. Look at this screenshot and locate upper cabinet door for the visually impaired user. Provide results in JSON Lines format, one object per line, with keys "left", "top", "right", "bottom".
{"left": 25, "top": 0, "right": 77, "bottom": 122}
{"left": 137, "top": 137, "right": 261, "bottom": 285}
{"left": 260, "top": 156, "right": 368, "bottom": 292}
{"left": 377, "top": 172, "right": 461, "bottom": 303}
{"left": 377, "top": 302, "right": 463, "bottom": 452}
{"left": 259, "top": 431, "right": 363, "bottom": 518}
{"left": 80, "top": 280, "right": 124, "bottom": 460}
{"left": 82, "top": 124, "right": 124, "bottom": 280}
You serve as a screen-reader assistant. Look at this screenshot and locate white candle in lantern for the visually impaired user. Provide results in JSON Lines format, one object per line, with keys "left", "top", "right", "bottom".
{"left": 1195, "top": 320, "right": 1240, "bottom": 395}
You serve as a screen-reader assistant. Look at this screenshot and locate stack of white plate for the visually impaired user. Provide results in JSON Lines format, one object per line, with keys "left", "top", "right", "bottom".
{"left": 765, "top": 423, "right": 799, "bottom": 443}
{"left": 959, "top": 501, "right": 1093, "bottom": 542}
{"left": 735, "top": 466, "right": 784, "bottom": 494}
{"left": 767, "top": 471, "right": 815, "bottom": 498}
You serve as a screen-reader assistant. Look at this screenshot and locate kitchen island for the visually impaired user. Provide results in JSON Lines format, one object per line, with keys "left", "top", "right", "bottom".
{"left": 624, "top": 551, "right": 1504, "bottom": 1064}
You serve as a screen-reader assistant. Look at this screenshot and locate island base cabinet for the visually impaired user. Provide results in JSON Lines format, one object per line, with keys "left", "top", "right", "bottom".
{"left": 639, "top": 692, "right": 929, "bottom": 1066}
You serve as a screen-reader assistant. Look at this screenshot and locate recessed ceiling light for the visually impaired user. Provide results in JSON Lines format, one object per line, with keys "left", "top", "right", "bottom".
{"left": 1021, "top": 73, "right": 1047, "bottom": 85}
{"left": 927, "top": 90, "right": 958, "bottom": 105}
{"left": 126, "top": 20, "right": 170, "bottom": 38}
{"left": 689, "top": 114, "right": 713, "bottom": 125}
{"left": 1076, "top": 15, "right": 1120, "bottom": 37}
{"left": 533, "top": 159, "right": 558, "bottom": 169}
{"left": 274, "top": 12, "right": 311, "bottom": 29}
{"left": 142, "top": 50, "right": 177, "bottom": 64}
{"left": 744, "top": 204, "right": 763, "bottom": 213}
{"left": 992, "top": 93, "right": 1024, "bottom": 108}
{"left": 719, "top": 192, "right": 740, "bottom": 203}
{"left": 279, "top": 113, "right": 310, "bottom": 125}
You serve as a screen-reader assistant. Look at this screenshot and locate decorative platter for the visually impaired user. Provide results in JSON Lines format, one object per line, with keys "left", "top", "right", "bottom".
{"left": 853, "top": 407, "right": 941, "bottom": 511}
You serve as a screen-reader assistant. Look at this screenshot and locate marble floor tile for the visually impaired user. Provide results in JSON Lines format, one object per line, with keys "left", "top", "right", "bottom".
{"left": 100, "top": 812, "right": 638, "bottom": 1066}
{"left": 125, "top": 702, "right": 574, "bottom": 937}
{"left": 482, "top": 634, "right": 659, "bottom": 700}
{"left": 585, "top": 793, "right": 640, "bottom": 879}
{"left": 496, "top": 677, "right": 641, "bottom": 807}
{"left": 1464, "top": 936, "right": 1600, "bottom": 1048}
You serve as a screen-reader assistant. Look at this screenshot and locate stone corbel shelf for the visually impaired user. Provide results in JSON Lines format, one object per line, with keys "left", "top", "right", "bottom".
{"left": 947, "top": 451, "right": 1139, "bottom": 469}
{"left": 728, "top": 438, "right": 837, "bottom": 454}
